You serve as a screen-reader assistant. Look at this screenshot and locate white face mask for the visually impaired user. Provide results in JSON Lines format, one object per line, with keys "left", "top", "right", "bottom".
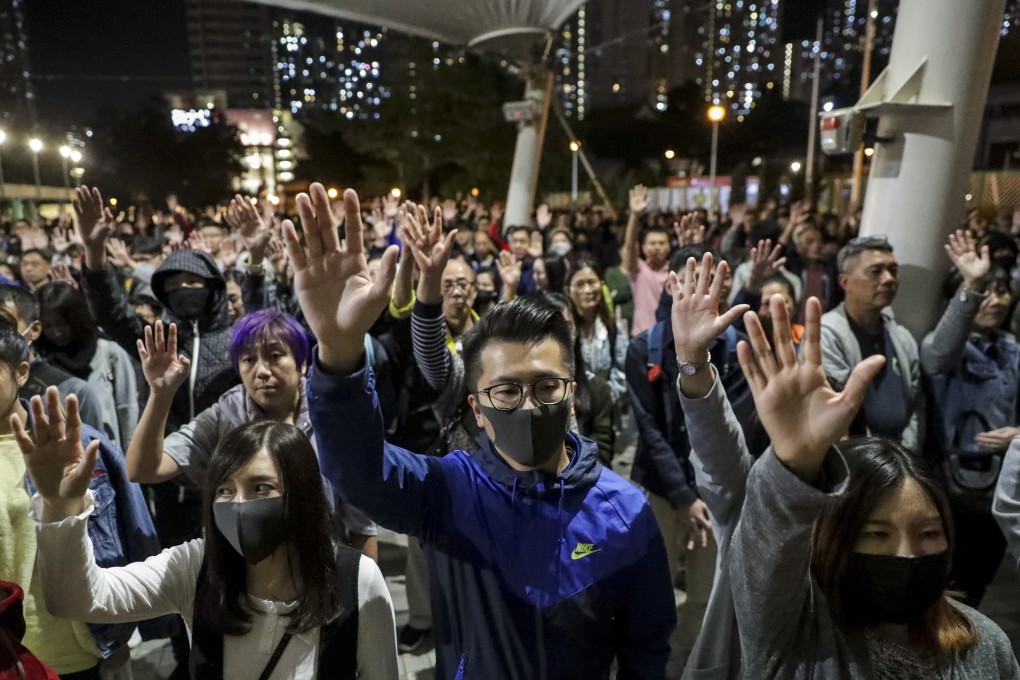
{"left": 549, "top": 242, "right": 572, "bottom": 257}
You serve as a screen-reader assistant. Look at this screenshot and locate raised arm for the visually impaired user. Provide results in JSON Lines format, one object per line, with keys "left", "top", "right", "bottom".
{"left": 286, "top": 185, "right": 453, "bottom": 538}
{"left": 403, "top": 203, "right": 458, "bottom": 392}
{"left": 994, "top": 439, "right": 1020, "bottom": 568}
{"left": 619, "top": 185, "right": 648, "bottom": 275}
{"left": 669, "top": 253, "right": 752, "bottom": 528}
{"left": 729, "top": 296, "right": 884, "bottom": 668}
{"left": 125, "top": 322, "right": 190, "bottom": 484}
{"left": 226, "top": 194, "right": 274, "bottom": 313}
{"left": 921, "top": 230, "right": 990, "bottom": 375}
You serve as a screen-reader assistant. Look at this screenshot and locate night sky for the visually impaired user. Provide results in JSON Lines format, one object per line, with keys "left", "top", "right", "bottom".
{"left": 24, "top": 0, "right": 191, "bottom": 126}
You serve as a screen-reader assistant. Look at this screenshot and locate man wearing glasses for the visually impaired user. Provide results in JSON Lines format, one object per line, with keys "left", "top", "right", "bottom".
{"left": 294, "top": 185, "right": 675, "bottom": 679}
{"left": 820, "top": 236, "right": 923, "bottom": 451}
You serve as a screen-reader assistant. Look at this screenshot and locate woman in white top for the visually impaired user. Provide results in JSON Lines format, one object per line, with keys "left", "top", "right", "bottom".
{"left": 15, "top": 387, "right": 398, "bottom": 680}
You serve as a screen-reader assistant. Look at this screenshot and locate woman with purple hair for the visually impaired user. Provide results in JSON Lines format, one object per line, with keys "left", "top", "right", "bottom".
{"left": 124, "top": 308, "right": 379, "bottom": 559}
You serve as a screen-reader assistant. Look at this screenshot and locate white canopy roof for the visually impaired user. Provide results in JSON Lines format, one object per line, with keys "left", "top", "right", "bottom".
{"left": 244, "top": 0, "right": 587, "bottom": 54}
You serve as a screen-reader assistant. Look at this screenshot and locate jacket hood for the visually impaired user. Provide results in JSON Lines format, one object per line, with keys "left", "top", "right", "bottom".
{"left": 475, "top": 430, "right": 602, "bottom": 493}
{"left": 151, "top": 250, "right": 229, "bottom": 332}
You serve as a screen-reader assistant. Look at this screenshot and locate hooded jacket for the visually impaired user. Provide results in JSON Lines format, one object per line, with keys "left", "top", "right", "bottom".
{"left": 308, "top": 359, "right": 675, "bottom": 679}
{"left": 82, "top": 250, "right": 239, "bottom": 430}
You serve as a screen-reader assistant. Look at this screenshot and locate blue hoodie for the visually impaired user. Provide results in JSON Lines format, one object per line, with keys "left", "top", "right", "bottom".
{"left": 307, "top": 357, "right": 674, "bottom": 679}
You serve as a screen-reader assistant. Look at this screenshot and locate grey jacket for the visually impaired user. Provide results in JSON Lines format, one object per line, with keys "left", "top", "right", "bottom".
{"left": 820, "top": 303, "right": 923, "bottom": 452}
{"left": 678, "top": 372, "right": 752, "bottom": 680}
{"left": 87, "top": 338, "right": 139, "bottom": 452}
{"left": 994, "top": 438, "right": 1020, "bottom": 568}
{"left": 732, "top": 447, "right": 1018, "bottom": 679}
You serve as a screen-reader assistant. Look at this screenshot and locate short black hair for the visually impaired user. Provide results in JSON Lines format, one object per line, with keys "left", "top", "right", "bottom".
{"left": 461, "top": 296, "right": 575, "bottom": 391}
{"left": 506, "top": 225, "right": 531, "bottom": 239}
{"left": 669, "top": 244, "right": 723, "bottom": 273}
{"left": 21, "top": 247, "right": 53, "bottom": 262}
{"left": 129, "top": 236, "right": 163, "bottom": 257}
{"left": 758, "top": 273, "right": 798, "bottom": 302}
{"left": 641, "top": 225, "right": 671, "bottom": 245}
{"left": 0, "top": 284, "right": 40, "bottom": 324}
{"left": 0, "top": 324, "right": 30, "bottom": 375}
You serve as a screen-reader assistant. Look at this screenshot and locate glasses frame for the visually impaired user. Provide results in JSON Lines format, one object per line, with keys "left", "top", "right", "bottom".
{"left": 473, "top": 377, "right": 573, "bottom": 411}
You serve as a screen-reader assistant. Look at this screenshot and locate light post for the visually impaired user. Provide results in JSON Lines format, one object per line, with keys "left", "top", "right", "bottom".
{"left": 707, "top": 105, "right": 726, "bottom": 220}
{"left": 28, "top": 138, "right": 43, "bottom": 207}
{"left": 664, "top": 149, "right": 676, "bottom": 160}
{"left": 59, "top": 145, "right": 72, "bottom": 195}
{"left": 569, "top": 140, "right": 581, "bottom": 201}
{"left": 0, "top": 130, "right": 6, "bottom": 201}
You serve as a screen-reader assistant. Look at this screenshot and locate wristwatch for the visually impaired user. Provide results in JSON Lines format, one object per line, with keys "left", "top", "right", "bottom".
{"left": 248, "top": 262, "right": 265, "bottom": 277}
{"left": 677, "top": 352, "right": 712, "bottom": 376}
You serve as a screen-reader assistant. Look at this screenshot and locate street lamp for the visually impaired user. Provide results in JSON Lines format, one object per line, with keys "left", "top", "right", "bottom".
{"left": 569, "top": 140, "right": 581, "bottom": 201}
{"left": 707, "top": 105, "right": 726, "bottom": 219}
{"left": 28, "top": 138, "right": 43, "bottom": 205}
{"left": 390, "top": 187, "right": 402, "bottom": 199}
{"left": 790, "top": 161, "right": 803, "bottom": 173}
{"left": 59, "top": 145, "right": 72, "bottom": 194}
{"left": 0, "top": 130, "right": 6, "bottom": 201}
{"left": 664, "top": 149, "right": 676, "bottom": 160}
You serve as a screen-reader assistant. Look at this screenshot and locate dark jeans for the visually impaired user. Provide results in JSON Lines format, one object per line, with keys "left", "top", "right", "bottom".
{"left": 59, "top": 667, "right": 99, "bottom": 680}
{"left": 149, "top": 481, "right": 203, "bottom": 672}
{"left": 949, "top": 502, "right": 1007, "bottom": 607}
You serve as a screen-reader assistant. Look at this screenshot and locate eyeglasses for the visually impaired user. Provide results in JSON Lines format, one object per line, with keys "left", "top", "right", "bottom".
{"left": 474, "top": 377, "right": 573, "bottom": 411}
{"left": 441, "top": 279, "right": 476, "bottom": 293}
{"left": 570, "top": 279, "right": 601, "bottom": 292}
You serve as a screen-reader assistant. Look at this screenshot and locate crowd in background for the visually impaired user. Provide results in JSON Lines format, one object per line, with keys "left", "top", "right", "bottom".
{"left": 3, "top": 179, "right": 1020, "bottom": 679}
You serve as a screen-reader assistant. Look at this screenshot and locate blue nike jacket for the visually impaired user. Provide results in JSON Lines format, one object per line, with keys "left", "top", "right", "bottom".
{"left": 308, "top": 355, "right": 674, "bottom": 679}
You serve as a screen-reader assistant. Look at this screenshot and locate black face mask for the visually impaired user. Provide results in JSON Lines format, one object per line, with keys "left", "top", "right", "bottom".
{"left": 474, "top": 290, "right": 497, "bottom": 306}
{"left": 841, "top": 551, "right": 949, "bottom": 625}
{"left": 479, "top": 397, "right": 573, "bottom": 468}
{"left": 213, "top": 496, "right": 287, "bottom": 565}
{"left": 167, "top": 287, "right": 210, "bottom": 320}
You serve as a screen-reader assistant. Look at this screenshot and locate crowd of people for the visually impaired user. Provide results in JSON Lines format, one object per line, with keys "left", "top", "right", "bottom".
{"left": 1, "top": 178, "right": 1020, "bottom": 679}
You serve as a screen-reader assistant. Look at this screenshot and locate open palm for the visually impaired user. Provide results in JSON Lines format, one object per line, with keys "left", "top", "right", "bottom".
{"left": 670, "top": 253, "right": 747, "bottom": 356}
{"left": 400, "top": 202, "right": 455, "bottom": 277}
{"left": 14, "top": 388, "right": 100, "bottom": 504}
{"left": 137, "top": 321, "right": 190, "bottom": 394}
{"left": 283, "top": 184, "right": 396, "bottom": 367}
{"left": 738, "top": 296, "right": 885, "bottom": 478}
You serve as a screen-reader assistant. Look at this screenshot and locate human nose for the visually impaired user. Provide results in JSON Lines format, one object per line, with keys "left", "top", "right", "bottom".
{"left": 895, "top": 535, "right": 926, "bottom": 558}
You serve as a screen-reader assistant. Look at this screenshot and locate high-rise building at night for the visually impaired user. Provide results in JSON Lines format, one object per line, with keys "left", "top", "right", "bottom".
{"left": 273, "top": 16, "right": 386, "bottom": 119}
{"left": 0, "top": 0, "right": 35, "bottom": 125}
{"left": 554, "top": 7, "right": 588, "bottom": 119}
{"left": 695, "top": 0, "right": 782, "bottom": 118}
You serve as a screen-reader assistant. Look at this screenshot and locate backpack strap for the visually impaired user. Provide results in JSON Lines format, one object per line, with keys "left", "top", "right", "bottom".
{"left": 363, "top": 334, "right": 376, "bottom": 368}
{"left": 644, "top": 322, "right": 674, "bottom": 439}
{"left": 316, "top": 545, "right": 361, "bottom": 679}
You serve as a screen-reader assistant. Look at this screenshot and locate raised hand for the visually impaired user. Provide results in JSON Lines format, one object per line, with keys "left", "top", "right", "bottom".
{"left": 737, "top": 296, "right": 885, "bottom": 481}
{"left": 945, "top": 229, "right": 990, "bottom": 291}
{"left": 536, "top": 204, "right": 553, "bottom": 231}
{"left": 50, "top": 226, "right": 69, "bottom": 253}
{"left": 165, "top": 223, "right": 185, "bottom": 248}
{"left": 13, "top": 388, "right": 100, "bottom": 519}
{"left": 442, "top": 199, "right": 459, "bottom": 224}
{"left": 496, "top": 250, "right": 521, "bottom": 300}
{"left": 136, "top": 321, "right": 190, "bottom": 395}
{"left": 225, "top": 194, "right": 271, "bottom": 264}
{"left": 673, "top": 212, "right": 706, "bottom": 247}
{"left": 687, "top": 499, "right": 712, "bottom": 550}
{"left": 73, "top": 186, "right": 115, "bottom": 270}
{"left": 185, "top": 230, "right": 210, "bottom": 254}
{"left": 283, "top": 184, "right": 397, "bottom": 372}
{"left": 220, "top": 237, "right": 239, "bottom": 270}
{"left": 400, "top": 203, "right": 456, "bottom": 278}
{"left": 51, "top": 263, "right": 79, "bottom": 289}
{"left": 976, "top": 427, "right": 1020, "bottom": 453}
{"left": 106, "top": 238, "right": 134, "bottom": 269}
{"left": 746, "top": 239, "right": 787, "bottom": 292}
{"left": 670, "top": 253, "right": 748, "bottom": 364}
{"left": 629, "top": 184, "right": 649, "bottom": 214}
{"left": 527, "top": 230, "right": 544, "bottom": 259}
{"left": 266, "top": 237, "right": 288, "bottom": 281}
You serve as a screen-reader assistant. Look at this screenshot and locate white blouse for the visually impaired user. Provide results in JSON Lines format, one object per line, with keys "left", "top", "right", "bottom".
{"left": 31, "top": 492, "right": 398, "bottom": 680}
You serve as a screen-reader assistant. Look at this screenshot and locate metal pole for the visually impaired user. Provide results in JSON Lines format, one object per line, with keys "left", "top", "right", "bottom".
{"left": 0, "top": 149, "right": 5, "bottom": 201}
{"left": 32, "top": 153, "right": 41, "bottom": 202}
{"left": 805, "top": 16, "right": 824, "bottom": 202}
{"left": 571, "top": 148, "right": 578, "bottom": 201}
{"left": 850, "top": 0, "right": 878, "bottom": 206}
{"left": 708, "top": 121, "right": 719, "bottom": 219}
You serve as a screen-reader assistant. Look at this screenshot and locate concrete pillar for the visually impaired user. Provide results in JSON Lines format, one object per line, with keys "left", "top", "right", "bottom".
{"left": 859, "top": 0, "right": 1006, "bottom": 336}
{"left": 503, "top": 71, "right": 552, "bottom": 229}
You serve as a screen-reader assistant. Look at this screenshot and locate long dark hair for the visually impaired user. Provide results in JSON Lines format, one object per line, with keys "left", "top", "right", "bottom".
{"left": 35, "top": 282, "right": 99, "bottom": 347}
{"left": 812, "top": 437, "right": 977, "bottom": 654}
{"left": 197, "top": 421, "right": 341, "bottom": 635}
{"left": 566, "top": 254, "right": 613, "bottom": 335}
{"left": 543, "top": 292, "right": 592, "bottom": 423}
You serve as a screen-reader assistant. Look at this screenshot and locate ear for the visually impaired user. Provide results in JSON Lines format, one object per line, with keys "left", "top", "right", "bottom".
{"left": 467, "top": 394, "right": 486, "bottom": 428}
{"left": 15, "top": 361, "right": 30, "bottom": 389}
{"left": 299, "top": 362, "right": 308, "bottom": 377}
{"left": 27, "top": 320, "right": 41, "bottom": 343}
{"left": 837, "top": 273, "right": 849, "bottom": 291}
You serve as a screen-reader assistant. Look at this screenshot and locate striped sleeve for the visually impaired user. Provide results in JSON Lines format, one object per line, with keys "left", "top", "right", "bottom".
{"left": 411, "top": 300, "right": 453, "bottom": 391}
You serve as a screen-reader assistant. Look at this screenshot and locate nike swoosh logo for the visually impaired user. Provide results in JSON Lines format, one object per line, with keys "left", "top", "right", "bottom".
{"left": 571, "top": 548, "right": 600, "bottom": 560}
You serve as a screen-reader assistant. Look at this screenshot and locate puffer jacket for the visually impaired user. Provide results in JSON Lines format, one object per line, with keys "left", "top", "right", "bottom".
{"left": 82, "top": 250, "right": 239, "bottom": 431}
